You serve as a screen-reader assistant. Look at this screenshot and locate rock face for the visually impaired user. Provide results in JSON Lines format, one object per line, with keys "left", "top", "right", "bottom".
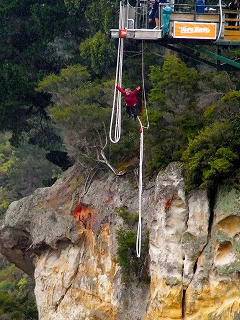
{"left": 1, "top": 162, "right": 240, "bottom": 319}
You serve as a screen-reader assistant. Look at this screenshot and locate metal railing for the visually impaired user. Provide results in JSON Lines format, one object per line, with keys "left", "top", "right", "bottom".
{"left": 121, "top": 1, "right": 223, "bottom": 30}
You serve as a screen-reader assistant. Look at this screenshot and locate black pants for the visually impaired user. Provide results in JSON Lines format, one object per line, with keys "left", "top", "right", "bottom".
{"left": 126, "top": 105, "right": 137, "bottom": 119}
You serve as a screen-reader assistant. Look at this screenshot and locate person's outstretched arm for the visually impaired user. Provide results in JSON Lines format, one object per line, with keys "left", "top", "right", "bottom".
{"left": 132, "top": 86, "right": 141, "bottom": 94}
{"left": 116, "top": 83, "right": 125, "bottom": 94}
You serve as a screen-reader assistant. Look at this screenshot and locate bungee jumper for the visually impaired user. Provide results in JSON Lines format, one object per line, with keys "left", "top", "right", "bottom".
{"left": 116, "top": 83, "right": 141, "bottom": 120}
{"left": 110, "top": 41, "right": 149, "bottom": 258}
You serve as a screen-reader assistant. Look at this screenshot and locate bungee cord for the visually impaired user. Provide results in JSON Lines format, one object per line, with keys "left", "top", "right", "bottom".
{"left": 136, "top": 119, "right": 143, "bottom": 258}
{"left": 136, "top": 40, "right": 149, "bottom": 257}
{"left": 140, "top": 40, "right": 150, "bottom": 129}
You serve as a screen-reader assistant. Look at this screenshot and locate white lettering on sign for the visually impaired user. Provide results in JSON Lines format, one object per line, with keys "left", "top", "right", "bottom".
{"left": 179, "top": 26, "right": 210, "bottom": 34}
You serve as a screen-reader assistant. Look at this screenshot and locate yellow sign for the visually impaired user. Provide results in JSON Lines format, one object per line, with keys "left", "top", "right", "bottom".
{"left": 173, "top": 22, "right": 217, "bottom": 39}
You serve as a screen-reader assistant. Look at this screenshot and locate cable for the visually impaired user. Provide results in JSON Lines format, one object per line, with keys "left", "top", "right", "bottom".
{"left": 141, "top": 41, "right": 150, "bottom": 129}
{"left": 136, "top": 120, "right": 143, "bottom": 258}
{"left": 136, "top": 41, "right": 150, "bottom": 258}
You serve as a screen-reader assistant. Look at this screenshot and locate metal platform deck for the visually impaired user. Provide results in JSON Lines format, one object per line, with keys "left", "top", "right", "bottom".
{"left": 111, "top": 28, "right": 162, "bottom": 40}
{"left": 111, "top": 2, "right": 240, "bottom": 70}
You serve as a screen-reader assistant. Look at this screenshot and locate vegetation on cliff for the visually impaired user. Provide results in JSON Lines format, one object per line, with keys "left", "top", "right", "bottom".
{"left": 115, "top": 206, "right": 149, "bottom": 284}
{"left": 0, "top": 255, "right": 37, "bottom": 320}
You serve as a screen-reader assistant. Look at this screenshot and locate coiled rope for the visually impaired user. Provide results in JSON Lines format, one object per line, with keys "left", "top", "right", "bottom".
{"left": 109, "top": 3, "right": 125, "bottom": 144}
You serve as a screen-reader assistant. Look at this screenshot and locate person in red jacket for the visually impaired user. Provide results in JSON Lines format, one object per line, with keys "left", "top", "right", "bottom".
{"left": 116, "top": 83, "right": 141, "bottom": 120}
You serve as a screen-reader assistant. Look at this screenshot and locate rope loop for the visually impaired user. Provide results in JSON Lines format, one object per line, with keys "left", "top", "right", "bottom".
{"left": 109, "top": 37, "right": 124, "bottom": 144}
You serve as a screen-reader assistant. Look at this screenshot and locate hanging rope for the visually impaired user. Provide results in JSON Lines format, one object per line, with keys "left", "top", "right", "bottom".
{"left": 109, "top": 38, "right": 124, "bottom": 144}
{"left": 109, "top": 3, "right": 125, "bottom": 144}
{"left": 136, "top": 40, "right": 150, "bottom": 258}
{"left": 109, "top": 29, "right": 150, "bottom": 257}
{"left": 140, "top": 41, "right": 149, "bottom": 129}
{"left": 136, "top": 121, "right": 143, "bottom": 258}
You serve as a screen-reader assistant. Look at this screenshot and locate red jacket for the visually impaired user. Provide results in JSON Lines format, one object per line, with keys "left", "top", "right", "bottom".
{"left": 116, "top": 85, "right": 139, "bottom": 107}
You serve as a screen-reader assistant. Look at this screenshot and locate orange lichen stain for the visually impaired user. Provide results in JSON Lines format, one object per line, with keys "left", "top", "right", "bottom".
{"left": 71, "top": 203, "right": 95, "bottom": 229}
{"left": 165, "top": 193, "right": 176, "bottom": 211}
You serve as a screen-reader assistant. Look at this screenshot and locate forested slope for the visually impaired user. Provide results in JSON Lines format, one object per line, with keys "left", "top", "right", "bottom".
{"left": 0, "top": 0, "right": 240, "bottom": 318}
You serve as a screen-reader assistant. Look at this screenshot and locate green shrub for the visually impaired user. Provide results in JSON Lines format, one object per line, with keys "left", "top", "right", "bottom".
{"left": 182, "top": 119, "right": 240, "bottom": 191}
{"left": 9, "top": 310, "right": 25, "bottom": 320}
{"left": 0, "top": 256, "right": 38, "bottom": 319}
{"left": 116, "top": 226, "right": 149, "bottom": 284}
{"left": 115, "top": 206, "right": 138, "bottom": 226}
{"left": 0, "top": 280, "right": 15, "bottom": 293}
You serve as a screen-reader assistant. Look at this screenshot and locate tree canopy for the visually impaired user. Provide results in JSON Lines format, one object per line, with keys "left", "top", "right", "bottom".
{"left": 0, "top": 0, "right": 240, "bottom": 201}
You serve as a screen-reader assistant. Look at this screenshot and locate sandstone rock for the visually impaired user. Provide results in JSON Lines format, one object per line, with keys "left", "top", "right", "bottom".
{"left": 1, "top": 162, "right": 240, "bottom": 319}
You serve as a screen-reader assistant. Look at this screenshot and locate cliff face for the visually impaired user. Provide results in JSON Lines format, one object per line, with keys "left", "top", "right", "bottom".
{"left": 0, "top": 162, "right": 240, "bottom": 319}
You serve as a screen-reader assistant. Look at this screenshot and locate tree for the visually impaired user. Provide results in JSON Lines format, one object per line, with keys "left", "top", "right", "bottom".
{"left": 146, "top": 56, "right": 203, "bottom": 172}
{"left": 182, "top": 119, "right": 240, "bottom": 191}
{"left": 0, "top": 0, "right": 84, "bottom": 148}
{"left": 80, "top": 31, "right": 116, "bottom": 76}
{"left": 37, "top": 63, "right": 142, "bottom": 172}
{"left": 37, "top": 65, "right": 112, "bottom": 160}
{"left": 0, "top": 132, "right": 62, "bottom": 215}
{"left": 146, "top": 56, "right": 240, "bottom": 175}
{"left": 0, "top": 254, "right": 38, "bottom": 320}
